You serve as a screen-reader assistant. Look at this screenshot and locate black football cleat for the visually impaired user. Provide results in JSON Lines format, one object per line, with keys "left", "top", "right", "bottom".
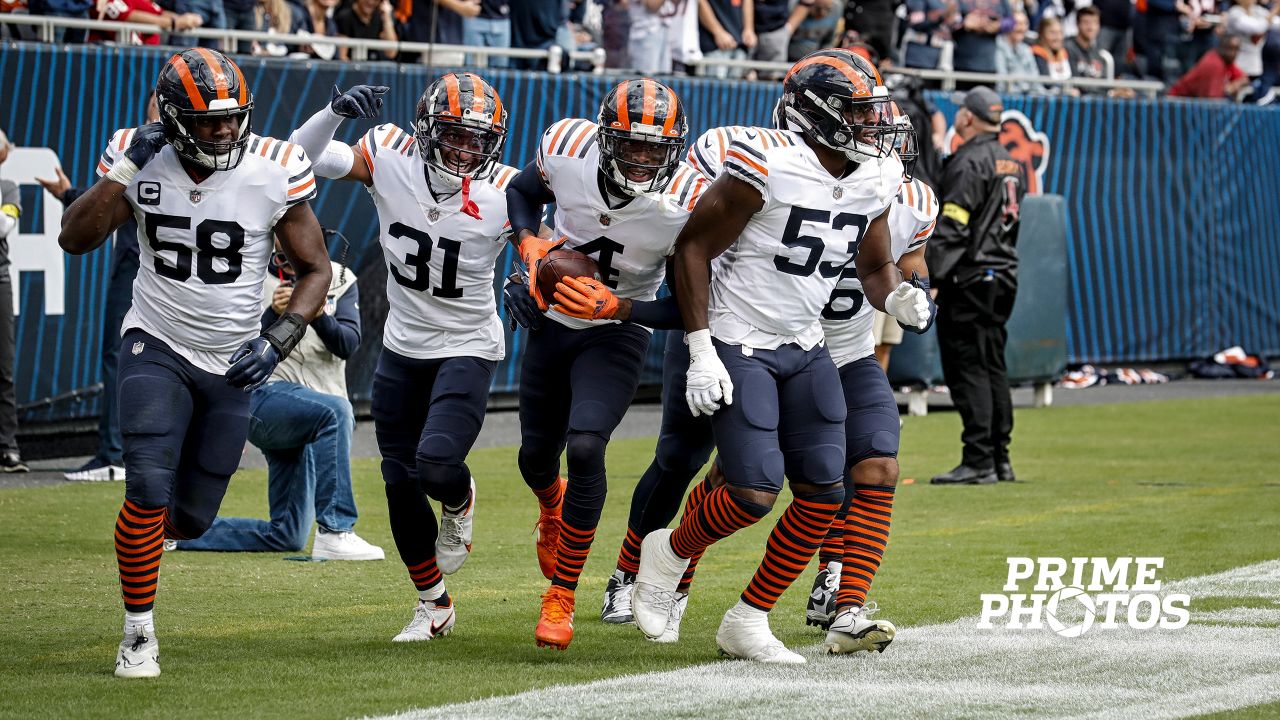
{"left": 930, "top": 464, "right": 997, "bottom": 485}
{"left": 996, "top": 461, "right": 1016, "bottom": 483}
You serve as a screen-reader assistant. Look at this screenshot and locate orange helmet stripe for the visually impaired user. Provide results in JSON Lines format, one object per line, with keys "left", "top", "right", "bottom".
{"left": 467, "top": 74, "right": 486, "bottom": 114}
{"left": 193, "top": 48, "right": 229, "bottom": 100}
{"left": 662, "top": 85, "right": 679, "bottom": 135}
{"left": 444, "top": 74, "right": 462, "bottom": 117}
{"left": 640, "top": 79, "right": 657, "bottom": 126}
{"left": 785, "top": 54, "right": 872, "bottom": 96}
{"left": 616, "top": 81, "right": 630, "bottom": 129}
{"left": 168, "top": 55, "right": 208, "bottom": 111}
{"left": 229, "top": 57, "right": 248, "bottom": 104}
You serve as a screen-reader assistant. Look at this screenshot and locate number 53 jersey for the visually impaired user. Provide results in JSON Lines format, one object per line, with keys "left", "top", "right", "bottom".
{"left": 97, "top": 129, "right": 317, "bottom": 375}
{"left": 358, "top": 123, "right": 516, "bottom": 361}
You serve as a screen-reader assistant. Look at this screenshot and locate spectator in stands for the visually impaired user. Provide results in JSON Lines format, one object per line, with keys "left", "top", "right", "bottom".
{"left": 1178, "top": 0, "right": 1220, "bottom": 73}
{"left": 28, "top": 0, "right": 93, "bottom": 43}
{"left": 1227, "top": 0, "right": 1280, "bottom": 91}
{"left": 176, "top": 246, "right": 383, "bottom": 560}
{"left": 996, "top": 10, "right": 1047, "bottom": 92}
{"left": 298, "top": 0, "right": 340, "bottom": 59}
{"left": 0, "top": 131, "right": 24, "bottom": 473}
{"left": 42, "top": 90, "right": 159, "bottom": 482}
{"left": 510, "top": 0, "right": 567, "bottom": 69}
{"left": 628, "top": 0, "right": 676, "bottom": 73}
{"left": 788, "top": 0, "right": 843, "bottom": 61}
{"left": 172, "top": 0, "right": 225, "bottom": 47}
{"left": 1134, "top": 0, "right": 1183, "bottom": 81}
{"left": 1169, "top": 32, "right": 1251, "bottom": 97}
{"left": 462, "top": 0, "right": 510, "bottom": 67}
{"left": 698, "top": 0, "right": 752, "bottom": 78}
{"left": 902, "top": 0, "right": 957, "bottom": 70}
{"left": 93, "top": 0, "right": 203, "bottom": 45}
{"left": 844, "top": 0, "right": 897, "bottom": 61}
{"left": 951, "top": 0, "right": 1012, "bottom": 76}
{"left": 750, "top": 0, "right": 800, "bottom": 75}
{"left": 335, "top": 0, "right": 398, "bottom": 59}
{"left": 1033, "top": 15, "right": 1080, "bottom": 92}
{"left": 600, "top": 0, "right": 631, "bottom": 67}
{"left": 224, "top": 0, "right": 258, "bottom": 52}
{"left": 1068, "top": 6, "right": 1108, "bottom": 90}
{"left": 1095, "top": 0, "right": 1133, "bottom": 76}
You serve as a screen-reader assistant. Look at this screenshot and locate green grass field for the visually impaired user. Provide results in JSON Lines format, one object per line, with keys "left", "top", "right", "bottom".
{"left": 2, "top": 394, "right": 1278, "bottom": 719}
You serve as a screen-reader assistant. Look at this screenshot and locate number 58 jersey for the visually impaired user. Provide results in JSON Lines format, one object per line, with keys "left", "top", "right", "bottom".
{"left": 358, "top": 123, "right": 515, "bottom": 361}
{"left": 97, "top": 129, "right": 317, "bottom": 375}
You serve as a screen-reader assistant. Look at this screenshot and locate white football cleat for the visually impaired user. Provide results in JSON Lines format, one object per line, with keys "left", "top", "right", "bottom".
{"left": 648, "top": 592, "right": 688, "bottom": 644}
{"left": 312, "top": 529, "right": 385, "bottom": 561}
{"left": 436, "top": 477, "right": 475, "bottom": 575}
{"left": 632, "top": 529, "right": 690, "bottom": 639}
{"left": 64, "top": 459, "right": 126, "bottom": 482}
{"left": 716, "top": 600, "right": 805, "bottom": 664}
{"left": 601, "top": 569, "right": 635, "bottom": 624}
{"left": 114, "top": 627, "right": 160, "bottom": 678}
{"left": 393, "top": 599, "right": 456, "bottom": 642}
{"left": 824, "top": 602, "right": 896, "bottom": 654}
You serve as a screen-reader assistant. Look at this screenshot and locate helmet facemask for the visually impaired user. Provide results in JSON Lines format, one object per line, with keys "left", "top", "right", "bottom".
{"left": 785, "top": 86, "right": 894, "bottom": 165}
{"left": 891, "top": 113, "right": 919, "bottom": 181}
{"left": 161, "top": 97, "right": 254, "bottom": 172}
{"left": 598, "top": 124, "right": 685, "bottom": 196}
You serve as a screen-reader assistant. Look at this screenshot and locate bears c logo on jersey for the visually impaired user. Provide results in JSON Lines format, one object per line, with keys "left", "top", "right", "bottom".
{"left": 945, "top": 109, "right": 1049, "bottom": 195}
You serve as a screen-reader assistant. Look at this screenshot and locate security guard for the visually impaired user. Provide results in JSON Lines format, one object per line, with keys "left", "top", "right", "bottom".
{"left": 926, "top": 87, "right": 1026, "bottom": 486}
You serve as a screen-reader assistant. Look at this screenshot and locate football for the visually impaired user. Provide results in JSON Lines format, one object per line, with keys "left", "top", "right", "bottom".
{"left": 537, "top": 247, "right": 601, "bottom": 302}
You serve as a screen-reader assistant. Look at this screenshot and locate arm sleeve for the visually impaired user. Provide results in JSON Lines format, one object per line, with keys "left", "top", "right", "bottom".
{"left": 506, "top": 161, "right": 556, "bottom": 239}
{"left": 59, "top": 186, "right": 87, "bottom": 206}
{"left": 628, "top": 295, "right": 684, "bottom": 330}
{"left": 309, "top": 280, "right": 362, "bottom": 359}
{"left": 288, "top": 105, "right": 356, "bottom": 179}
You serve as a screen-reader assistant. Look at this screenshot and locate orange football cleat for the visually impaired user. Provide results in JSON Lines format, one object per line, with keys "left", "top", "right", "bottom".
{"left": 534, "top": 476, "right": 567, "bottom": 580}
{"left": 535, "top": 585, "right": 576, "bottom": 650}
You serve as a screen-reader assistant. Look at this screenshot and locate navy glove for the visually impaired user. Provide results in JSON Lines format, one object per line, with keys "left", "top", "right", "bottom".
{"left": 123, "top": 122, "right": 169, "bottom": 170}
{"left": 330, "top": 84, "right": 389, "bottom": 119}
{"left": 503, "top": 273, "right": 543, "bottom": 331}
{"left": 899, "top": 271, "right": 937, "bottom": 334}
{"left": 226, "top": 337, "right": 281, "bottom": 391}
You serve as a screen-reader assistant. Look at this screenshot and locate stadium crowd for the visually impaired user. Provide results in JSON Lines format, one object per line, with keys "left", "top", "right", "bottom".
{"left": 1, "top": 0, "right": 1279, "bottom": 100}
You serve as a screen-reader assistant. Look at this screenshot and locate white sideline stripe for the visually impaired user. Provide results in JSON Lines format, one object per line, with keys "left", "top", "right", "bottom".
{"left": 367, "top": 561, "right": 1280, "bottom": 720}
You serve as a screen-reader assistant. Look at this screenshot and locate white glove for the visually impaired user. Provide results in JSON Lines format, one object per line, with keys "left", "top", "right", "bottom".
{"left": 684, "top": 329, "right": 734, "bottom": 417}
{"left": 883, "top": 281, "right": 931, "bottom": 331}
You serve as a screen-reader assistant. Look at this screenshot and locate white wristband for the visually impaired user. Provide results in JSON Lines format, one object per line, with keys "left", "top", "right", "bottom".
{"left": 105, "top": 156, "right": 140, "bottom": 188}
{"left": 686, "top": 328, "right": 715, "bottom": 359}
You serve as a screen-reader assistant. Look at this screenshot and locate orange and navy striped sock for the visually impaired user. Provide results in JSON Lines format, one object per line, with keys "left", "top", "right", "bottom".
{"left": 406, "top": 557, "right": 442, "bottom": 592}
{"left": 674, "top": 477, "right": 713, "bottom": 593}
{"left": 741, "top": 492, "right": 841, "bottom": 612}
{"left": 836, "top": 484, "right": 896, "bottom": 609}
{"left": 615, "top": 527, "right": 642, "bottom": 576}
{"left": 115, "top": 500, "right": 166, "bottom": 613}
{"left": 551, "top": 520, "right": 596, "bottom": 590}
{"left": 818, "top": 514, "right": 845, "bottom": 566}
{"left": 531, "top": 476, "right": 565, "bottom": 510}
{"left": 670, "top": 485, "right": 769, "bottom": 559}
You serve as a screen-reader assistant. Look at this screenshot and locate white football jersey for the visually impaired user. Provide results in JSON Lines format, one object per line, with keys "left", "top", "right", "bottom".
{"left": 98, "top": 129, "right": 317, "bottom": 375}
{"left": 823, "top": 177, "right": 938, "bottom": 367}
{"left": 357, "top": 123, "right": 514, "bottom": 361}
{"left": 536, "top": 118, "right": 706, "bottom": 330}
{"left": 690, "top": 126, "right": 903, "bottom": 349}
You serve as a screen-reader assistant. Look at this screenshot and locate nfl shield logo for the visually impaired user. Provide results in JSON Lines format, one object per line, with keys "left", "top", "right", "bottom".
{"left": 832, "top": 186, "right": 843, "bottom": 199}
{"left": 189, "top": 189, "right": 203, "bottom": 204}
{"left": 598, "top": 213, "right": 611, "bottom": 227}
{"left": 131, "top": 341, "right": 145, "bottom": 356}
{"left": 428, "top": 208, "right": 440, "bottom": 222}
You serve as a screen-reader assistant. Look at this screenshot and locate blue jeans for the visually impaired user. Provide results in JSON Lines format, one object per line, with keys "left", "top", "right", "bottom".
{"left": 96, "top": 246, "right": 138, "bottom": 465}
{"left": 177, "top": 381, "right": 358, "bottom": 552}
{"left": 224, "top": 4, "right": 258, "bottom": 53}
{"left": 462, "top": 15, "right": 511, "bottom": 68}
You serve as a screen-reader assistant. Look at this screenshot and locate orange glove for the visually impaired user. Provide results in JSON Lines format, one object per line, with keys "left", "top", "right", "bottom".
{"left": 518, "top": 234, "right": 561, "bottom": 274}
{"left": 554, "top": 276, "right": 620, "bottom": 320}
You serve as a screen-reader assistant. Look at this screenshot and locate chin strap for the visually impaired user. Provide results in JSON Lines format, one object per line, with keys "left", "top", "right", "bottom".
{"left": 460, "top": 175, "right": 482, "bottom": 220}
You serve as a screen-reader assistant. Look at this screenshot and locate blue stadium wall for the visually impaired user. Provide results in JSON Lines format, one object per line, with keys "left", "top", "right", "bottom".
{"left": 2, "top": 43, "right": 1279, "bottom": 424}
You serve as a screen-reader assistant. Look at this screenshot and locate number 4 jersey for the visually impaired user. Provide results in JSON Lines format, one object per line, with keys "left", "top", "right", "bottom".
{"left": 688, "top": 125, "right": 902, "bottom": 349}
{"left": 97, "top": 128, "right": 317, "bottom": 375}
{"left": 358, "top": 123, "right": 515, "bottom": 361}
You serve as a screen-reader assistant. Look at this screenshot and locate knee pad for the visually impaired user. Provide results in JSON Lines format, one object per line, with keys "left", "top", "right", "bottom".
{"left": 518, "top": 442, "right": 561, "bottom": 482}
{"left": 565, "top": 432, "right": 608, "bottom": 477}
{"left": 655, "top": 429, "right": 715, "bottom": 477}
{"left": 416, "top": 429, "right": 466, "bottom": 467}
{"left": 802, "top": 442, "right": 847, "bottom": 487}
{"left": 848, "top": 429, "right": 900, "bottom": 466}
{"left": 417, "top": 458, "right": 470, "bottom": 506}
{"left": 167, "top": 505, "right": 216, "bottom": 540}
{"left": 723, "top": 442, "right": 786, "bottom": 493}
{"left": 380, "top": 457, "right": 415, "bottom": 488}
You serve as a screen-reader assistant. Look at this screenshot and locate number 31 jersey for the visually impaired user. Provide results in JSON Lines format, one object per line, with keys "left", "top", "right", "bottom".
{"left": 98, "top": 128, "right": 317, "bottom": 375}
{"left": 358, "top": 123, "right": 516, "bottom": 361}
{"left": 690, "top": 126, "right": 903, "bottom": 349}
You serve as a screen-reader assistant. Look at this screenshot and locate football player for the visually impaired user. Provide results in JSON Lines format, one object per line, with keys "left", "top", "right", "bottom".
{"left": 287, "top": 73, "right": 516, "bottom": 642}
{"left": 504, "top": 78, "right": 704, "bottom": 650}
{"left": 630, "top": 49, "right": 931, "bottom": 663}
{"left": 59, "top": 48, "right": 331, "bottom": 678}
{"left": 805, "top": 106, "right": 936, "bottom": 655}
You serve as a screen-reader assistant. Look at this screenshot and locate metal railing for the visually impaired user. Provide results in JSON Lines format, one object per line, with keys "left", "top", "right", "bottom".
{"left": 0, "top": 13, "right": 607, "bottom": 72}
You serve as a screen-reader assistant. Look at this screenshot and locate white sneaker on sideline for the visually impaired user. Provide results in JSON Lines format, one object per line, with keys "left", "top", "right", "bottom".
{"left": 716, "top": 600, "right": 805, "bottom": 664}
{"left": 64, "top": 458, "right": 126, "bottom": 482}
{"left": 824, "top": 602, "right": 896, "bottom": 654}
{"left": 114, "top": 627, "right": 160, "bottom": 678}
{"left": 436, "top": 477, "right": 475, "bottom": 575}
{"left": 312, "top": 529, "right": 385, "bottom": 561}
{"left": 648, "top": 592, "right": 688, "bottom": 644}
{"left": 633, "top": 529, "right": 690, "bottom": 639}
{"left": 393, "top": 599, "right": 455, "bottom": 642}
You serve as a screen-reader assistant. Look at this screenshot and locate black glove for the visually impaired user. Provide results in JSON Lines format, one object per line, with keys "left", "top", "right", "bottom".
{"left": 123, "top": 122, "right": 169, "bottom": 170}
{"left": 226, "top": 337, "right": 281, "bottom": 391}
{"left": 330, "top": 84, "right": 389, "bottom": 119}
{"left": 503, "top": 272, "right": 543, "bottom": 331}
